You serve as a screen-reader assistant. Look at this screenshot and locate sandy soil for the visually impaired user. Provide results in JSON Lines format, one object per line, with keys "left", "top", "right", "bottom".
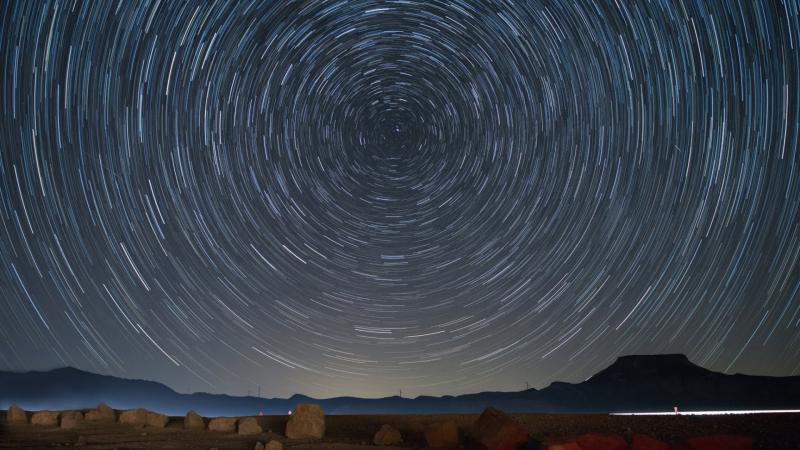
{"left": 1, "top": 411, "right": 798, "bottom": 450}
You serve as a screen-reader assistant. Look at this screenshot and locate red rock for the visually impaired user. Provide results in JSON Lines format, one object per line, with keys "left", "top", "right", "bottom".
{"left": 541, "top": 437, "right": 583, "bottom": 450}
{"left": 470, "top": 407, "right": 529, "bottom": 450}
{"left": 575, "top": 433, "right": 627, "bottom": 450}
{"left": 631, "top": 434, "right": 668, "bottom": 450}
{"left": 680, "top": 435, "right": 752, "bottom": 450}
{"left": 425, "top": 420, "right": 459, "bottom": 449}
{"left": 545, "top": 442, "right": 582, "bottom": 450}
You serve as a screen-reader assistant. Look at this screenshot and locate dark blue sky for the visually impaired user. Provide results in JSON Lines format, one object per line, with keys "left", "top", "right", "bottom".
{"left": 1, "top": 0, "right": 799, "bottom": 398}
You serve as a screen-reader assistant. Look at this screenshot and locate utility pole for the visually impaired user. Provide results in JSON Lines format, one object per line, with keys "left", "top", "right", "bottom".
{"left": 399, "top": 389, "right": 402, "bottom": 398}
{"left": 258, "top": 385, "right": 261, "bottom": 398}
{"left": 525, "top": 381, "right": 530, "bottom": 390}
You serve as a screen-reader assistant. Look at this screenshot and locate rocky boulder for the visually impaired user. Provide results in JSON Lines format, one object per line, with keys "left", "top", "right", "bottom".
{"left": 545, "top": 443, "right": 581, "bottom": 450}
{"left": 265, "top": 440, "right": 283, "bottom": 450}
{"left": 575, "top": 434, "right": 628, "bottom": 450}
{"left": 632, "top": 434, "right": 669, "bottom": 450}
{"left": 238, "top": 417, "right": 263, "bottom": 435}
{"left": 60, "top": 411, "right": 84, "bottom": 429}
{"left": 374, "top": 424, "right": 403, "bottom": 445}
{"left": 675, "top": 435, "right": 752, "bottom": 450}
{"left": 146, "top": 411, "right": 169, "bottom": 428}
{"left": 208, "top": 417, "right": 238, "bottom": 432}
{"left": 85, "top": 403, "right": 115, "bottom": 422}
{"left": 7, "top": 404, "right": 27, "bottom": 424}
{"left": 185, "top": 410, "right": 205, "bottom": 429}
{"left": 31, "top": 411, "right": 60, "bottom": 427}
{"left": 119, "top": 408, "right": 149, "bottom": 427}
{"left": 469, "top": 407, "right": 528, "bottom": 450}
{"left": 285, "top": 404, "right": 325, "bottom": 439}
{"left": 425, "top": 420, "right": 459, "bottom": 449}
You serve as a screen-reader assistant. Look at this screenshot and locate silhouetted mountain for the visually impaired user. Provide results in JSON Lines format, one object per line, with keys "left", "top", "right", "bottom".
{"left": 2, "top": 354, "right": 798, "bottom": 416}
{"left": 534, "top": 354, "right": 800, "bottom": 413}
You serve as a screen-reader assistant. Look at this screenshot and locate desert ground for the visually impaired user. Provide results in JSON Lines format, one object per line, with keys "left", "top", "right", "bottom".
{"left": 1, "top": 410, "right": 799, "bottom": 450}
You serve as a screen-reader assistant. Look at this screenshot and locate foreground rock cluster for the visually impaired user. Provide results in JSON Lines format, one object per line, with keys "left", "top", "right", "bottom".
{"left": 5, "top": 403, "right": 755, "bottom": 450}
{"left": 416, "top": 408, "right": 752, "bottom": 450}
{"left": 4, "top": 402, "right": 326, "bottom": 441}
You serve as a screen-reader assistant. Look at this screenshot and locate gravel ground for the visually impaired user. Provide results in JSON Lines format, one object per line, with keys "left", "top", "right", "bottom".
{"left": 1, "top": 411, "right": 798, "bottom": 450}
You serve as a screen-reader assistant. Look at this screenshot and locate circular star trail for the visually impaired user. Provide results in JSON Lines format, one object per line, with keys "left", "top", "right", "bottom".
{"left": 1, "top": 1, "right": 799, "bottom": 397}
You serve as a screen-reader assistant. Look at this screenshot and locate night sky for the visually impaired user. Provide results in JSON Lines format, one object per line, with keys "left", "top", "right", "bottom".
{"left": 1, "top": 0, "right": 799, "bottom": 399}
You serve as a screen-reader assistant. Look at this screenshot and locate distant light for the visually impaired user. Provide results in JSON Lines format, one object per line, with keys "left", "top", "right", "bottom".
{"left": 288, "top": 410, "right": 292, "bottom": 415}
{"left": 613, "top": 409, "right": 800, "bottom": 416}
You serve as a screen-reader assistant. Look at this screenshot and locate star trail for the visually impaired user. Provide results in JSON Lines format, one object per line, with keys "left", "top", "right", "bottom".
{"left": 1, "top": 0, "right": 799, "bottom": 398}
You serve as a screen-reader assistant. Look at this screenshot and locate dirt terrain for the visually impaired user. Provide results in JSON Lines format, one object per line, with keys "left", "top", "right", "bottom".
{"left": 1, "top": 411, "right": 798, "bottom": 450}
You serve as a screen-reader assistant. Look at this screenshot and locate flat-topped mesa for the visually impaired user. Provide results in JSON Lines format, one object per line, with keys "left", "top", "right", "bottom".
{"left": 615, "top": 353, "right": 691, "bottom": 365}
{"left": 587, "top": 353, "right": 711, "bottom": 383}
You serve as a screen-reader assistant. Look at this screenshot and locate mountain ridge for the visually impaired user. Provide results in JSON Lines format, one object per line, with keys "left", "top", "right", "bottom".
{"left": 2, "top": 354, "right": 799, "bottom": 416}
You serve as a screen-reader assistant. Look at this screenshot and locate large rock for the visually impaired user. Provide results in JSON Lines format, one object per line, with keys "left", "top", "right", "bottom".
{"left": 265, "top": 440, "right": 283, "bottom": 450}
{"left": 675, "top": 435, "right": 752, "bottom": 450}
{"left": 85, "top": 403, "right": 115, "bottom": 422}
{"left": 285, "top": 404, "right": 325, "bottom": 439}
{"left": 7, "top": 405, "right": 27, "bottom": 424}
{"left": 374, "top": 424, "right": 403, "bottom": 445}
{"left": 31, "top": 411, "right": 60, "bottom": 427}
{"left": 469, "top": 407, "right": 528, "bottom": 450}
{"left": 255, "top": 442, "right": 282, "bottom": 450}
{"left": 546, "top": 444, "right": 581, "bottom": 450}
{"left": 425, "top": 420, "right": 459, "bottom": 449}
{"left": 208, "top": 417, "right": 238, "bottom": 432}
{"left": 119, "top": 408, "right": 149, "bottom": 427}
{"left": 185, "top": 410, "right": 205, "bottom": 429}
{"left": 60, "top": 411, "right": 84, "bottom": 429}
{"left": 632, "top": 434, "right": 669, "bottom": 450}
{"left": 238, "top": 417, "right": 263, "bottom": 435}
{"left": 575, "top": 434, "right": 628, "bottom": 450}
{"left": 146, "top": 411, "right": 169, "bottom": 428}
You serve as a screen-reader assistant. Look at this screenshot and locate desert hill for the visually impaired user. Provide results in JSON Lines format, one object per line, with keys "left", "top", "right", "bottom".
{"left": 1, "top": 354, "right": 798, "bottom": 416}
